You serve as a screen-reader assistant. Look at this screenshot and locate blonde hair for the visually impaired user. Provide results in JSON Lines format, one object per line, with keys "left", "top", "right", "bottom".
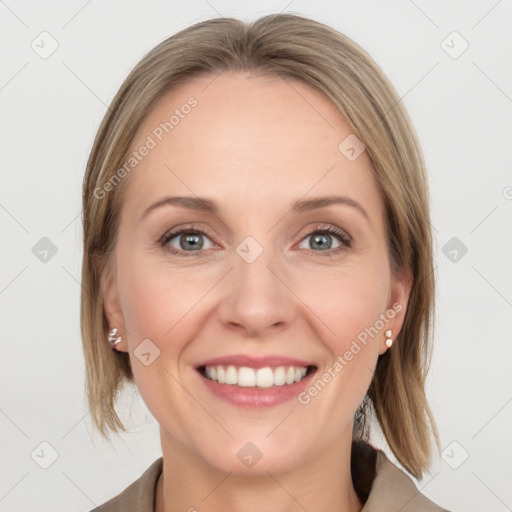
{"left": 81, "top": 13, "right": 440, "bottom": 478}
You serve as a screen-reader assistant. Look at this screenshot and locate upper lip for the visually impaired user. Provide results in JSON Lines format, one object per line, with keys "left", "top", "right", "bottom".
{"left": 196, "top": 355, "right": 316, "bottom": 369}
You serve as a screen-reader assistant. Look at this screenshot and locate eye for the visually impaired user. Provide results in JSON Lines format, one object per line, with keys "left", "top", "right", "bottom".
{"left": 158, "top": 226, "right": 216, "bottom": 256}
{"left": 297, "top": 224, "right": 352, "bottom": 257}
{"left": 158, "top": 223, "right": 352, "bottom": 258}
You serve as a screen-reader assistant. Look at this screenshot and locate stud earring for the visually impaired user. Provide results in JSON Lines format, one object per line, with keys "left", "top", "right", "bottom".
{"left": 108, "top": 328, "right": 122, "bottom": 347}
{"left": 385, "top": 329, "right": 393, "bottom": 348}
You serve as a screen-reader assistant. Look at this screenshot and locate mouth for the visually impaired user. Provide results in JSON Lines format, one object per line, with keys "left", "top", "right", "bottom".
{"left": 197, "top": 364, "right": 317, "bottom": 388}
{"left": 194, "top": 355, "right": 318, "bottom": 407}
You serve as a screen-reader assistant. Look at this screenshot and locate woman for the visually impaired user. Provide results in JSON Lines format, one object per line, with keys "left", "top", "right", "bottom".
{"left": 81, "top": 13, "right": 451, "bottom": 511}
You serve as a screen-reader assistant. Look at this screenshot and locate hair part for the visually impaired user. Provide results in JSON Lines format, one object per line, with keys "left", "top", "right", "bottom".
{"left": 81, "top": 13, "right": 440, "bottom": 478}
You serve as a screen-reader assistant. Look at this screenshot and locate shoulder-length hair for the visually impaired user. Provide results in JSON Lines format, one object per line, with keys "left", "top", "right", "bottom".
{"left": 81, "top": 13, "right": 440, "bottom": 478}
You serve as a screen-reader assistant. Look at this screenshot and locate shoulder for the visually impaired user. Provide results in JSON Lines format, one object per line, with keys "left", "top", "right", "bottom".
{"left": 88, "top": 457, "right": 163, "bottom": 512}
{"left": 362, "top": 449, "right": 451, "bottom": 512}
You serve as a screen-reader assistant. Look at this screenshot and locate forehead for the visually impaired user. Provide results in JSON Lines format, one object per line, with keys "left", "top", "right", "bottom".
{"left": 120, "top": 71, "right": 382, "bottom": 224}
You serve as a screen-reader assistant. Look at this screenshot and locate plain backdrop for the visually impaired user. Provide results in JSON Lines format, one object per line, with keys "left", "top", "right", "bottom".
{"left": 1, "top": 1, "right": 511, "bottom": 511}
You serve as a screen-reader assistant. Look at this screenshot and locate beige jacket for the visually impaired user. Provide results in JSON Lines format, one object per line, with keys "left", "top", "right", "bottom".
{"left": 90, "top": 442, "right": 450, "bottom": 511}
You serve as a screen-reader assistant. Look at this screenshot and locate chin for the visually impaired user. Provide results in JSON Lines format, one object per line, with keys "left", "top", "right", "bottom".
{"left": 193, "top": 434, "right": 308, "bottom": 476}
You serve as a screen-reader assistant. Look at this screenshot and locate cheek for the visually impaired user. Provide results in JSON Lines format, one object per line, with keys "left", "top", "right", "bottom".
{"left": 297, "top": 263, "right": 391, "bottom": 349}
{"left": 118, "top": 255, "right": 204, "bottom": 344}
{"left": 296, "top": 269, "right": 388, "bottom": 430}
{"left": 120, "top": 276, "right": 174, "bottom": 344}
{"left": 116, "top": 262, "right": 203, "bottom": 434}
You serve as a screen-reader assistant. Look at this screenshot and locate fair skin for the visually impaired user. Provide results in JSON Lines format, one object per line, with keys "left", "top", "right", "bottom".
{"left": 104, "top": 71, "right": 411, "bottom": 512}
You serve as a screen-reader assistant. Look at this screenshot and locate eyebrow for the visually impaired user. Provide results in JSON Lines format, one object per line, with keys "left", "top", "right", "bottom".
{"left": 140, "top": 195, "right": 370, "bottom": 222}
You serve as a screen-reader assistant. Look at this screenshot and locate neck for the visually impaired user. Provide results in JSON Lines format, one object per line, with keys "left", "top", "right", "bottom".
{"left": 155, "top": 430, "right": 364, "bottom": 512}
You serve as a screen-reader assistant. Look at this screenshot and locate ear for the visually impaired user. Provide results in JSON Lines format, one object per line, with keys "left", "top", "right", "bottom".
{"left": 378, "top": 266, "right": 413, "bottom": 355}
{"left": 102, "top": 259, "right": 128, "bottom": 353}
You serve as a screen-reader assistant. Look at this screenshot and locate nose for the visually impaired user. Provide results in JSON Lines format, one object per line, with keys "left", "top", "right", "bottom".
{"left": 216, "top": 244, "right": 296, "bottom": 338}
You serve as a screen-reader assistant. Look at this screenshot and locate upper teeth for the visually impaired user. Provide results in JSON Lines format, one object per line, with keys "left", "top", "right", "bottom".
{"left": 204, "top": 365, "right": 308, "bottom": 388}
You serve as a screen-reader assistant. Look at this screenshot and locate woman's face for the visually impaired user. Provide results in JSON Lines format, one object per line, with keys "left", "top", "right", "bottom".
{"left": 104, "top": 71, "right": 411, "bottom": 474}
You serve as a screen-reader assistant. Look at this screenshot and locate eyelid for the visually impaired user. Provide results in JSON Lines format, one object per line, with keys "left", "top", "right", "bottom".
{"left": 295, "top": 223, "right": 352, "bottom": 245}
{"left": 158, "top": 222, "right": 352, "bottom": 256}
{"left": 293, "top": 223, "right": 352, "bottom": 258}
{"left": 158, "top": 223, "right": 222, "bottom": 246}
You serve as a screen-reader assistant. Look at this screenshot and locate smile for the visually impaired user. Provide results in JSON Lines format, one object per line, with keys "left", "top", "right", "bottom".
{"left": 200, "top": 365, "right": 313, "bottom": 388}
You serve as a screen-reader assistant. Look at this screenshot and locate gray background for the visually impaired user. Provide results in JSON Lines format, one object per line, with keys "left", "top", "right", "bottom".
{"left": 1, "top": 0, "right": 511, "bottom": 510}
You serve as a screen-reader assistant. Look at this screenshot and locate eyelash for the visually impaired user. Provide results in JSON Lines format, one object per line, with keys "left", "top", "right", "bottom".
{"left": 157, "top": 223, "right": 352, "bottom": 258}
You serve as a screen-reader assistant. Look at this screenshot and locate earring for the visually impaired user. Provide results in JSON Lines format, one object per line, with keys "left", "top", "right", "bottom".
{"left": 385, "top": 329, "right": 393, "bottom": 348}
{"left": 108, "top": 328, "right": 122, "bottom": 347}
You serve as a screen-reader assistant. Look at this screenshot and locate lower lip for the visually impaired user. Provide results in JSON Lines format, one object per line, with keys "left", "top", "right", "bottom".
{"left": 198, "top": 369, "right": 316, "bottom": 408}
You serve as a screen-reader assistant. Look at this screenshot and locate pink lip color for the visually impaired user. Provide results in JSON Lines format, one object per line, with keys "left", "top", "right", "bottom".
{"left": 196, "top": 355, "right": 314, "bottom": 369}
{"left": 197, "top": 368, "right": 316, "bottom": 409}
